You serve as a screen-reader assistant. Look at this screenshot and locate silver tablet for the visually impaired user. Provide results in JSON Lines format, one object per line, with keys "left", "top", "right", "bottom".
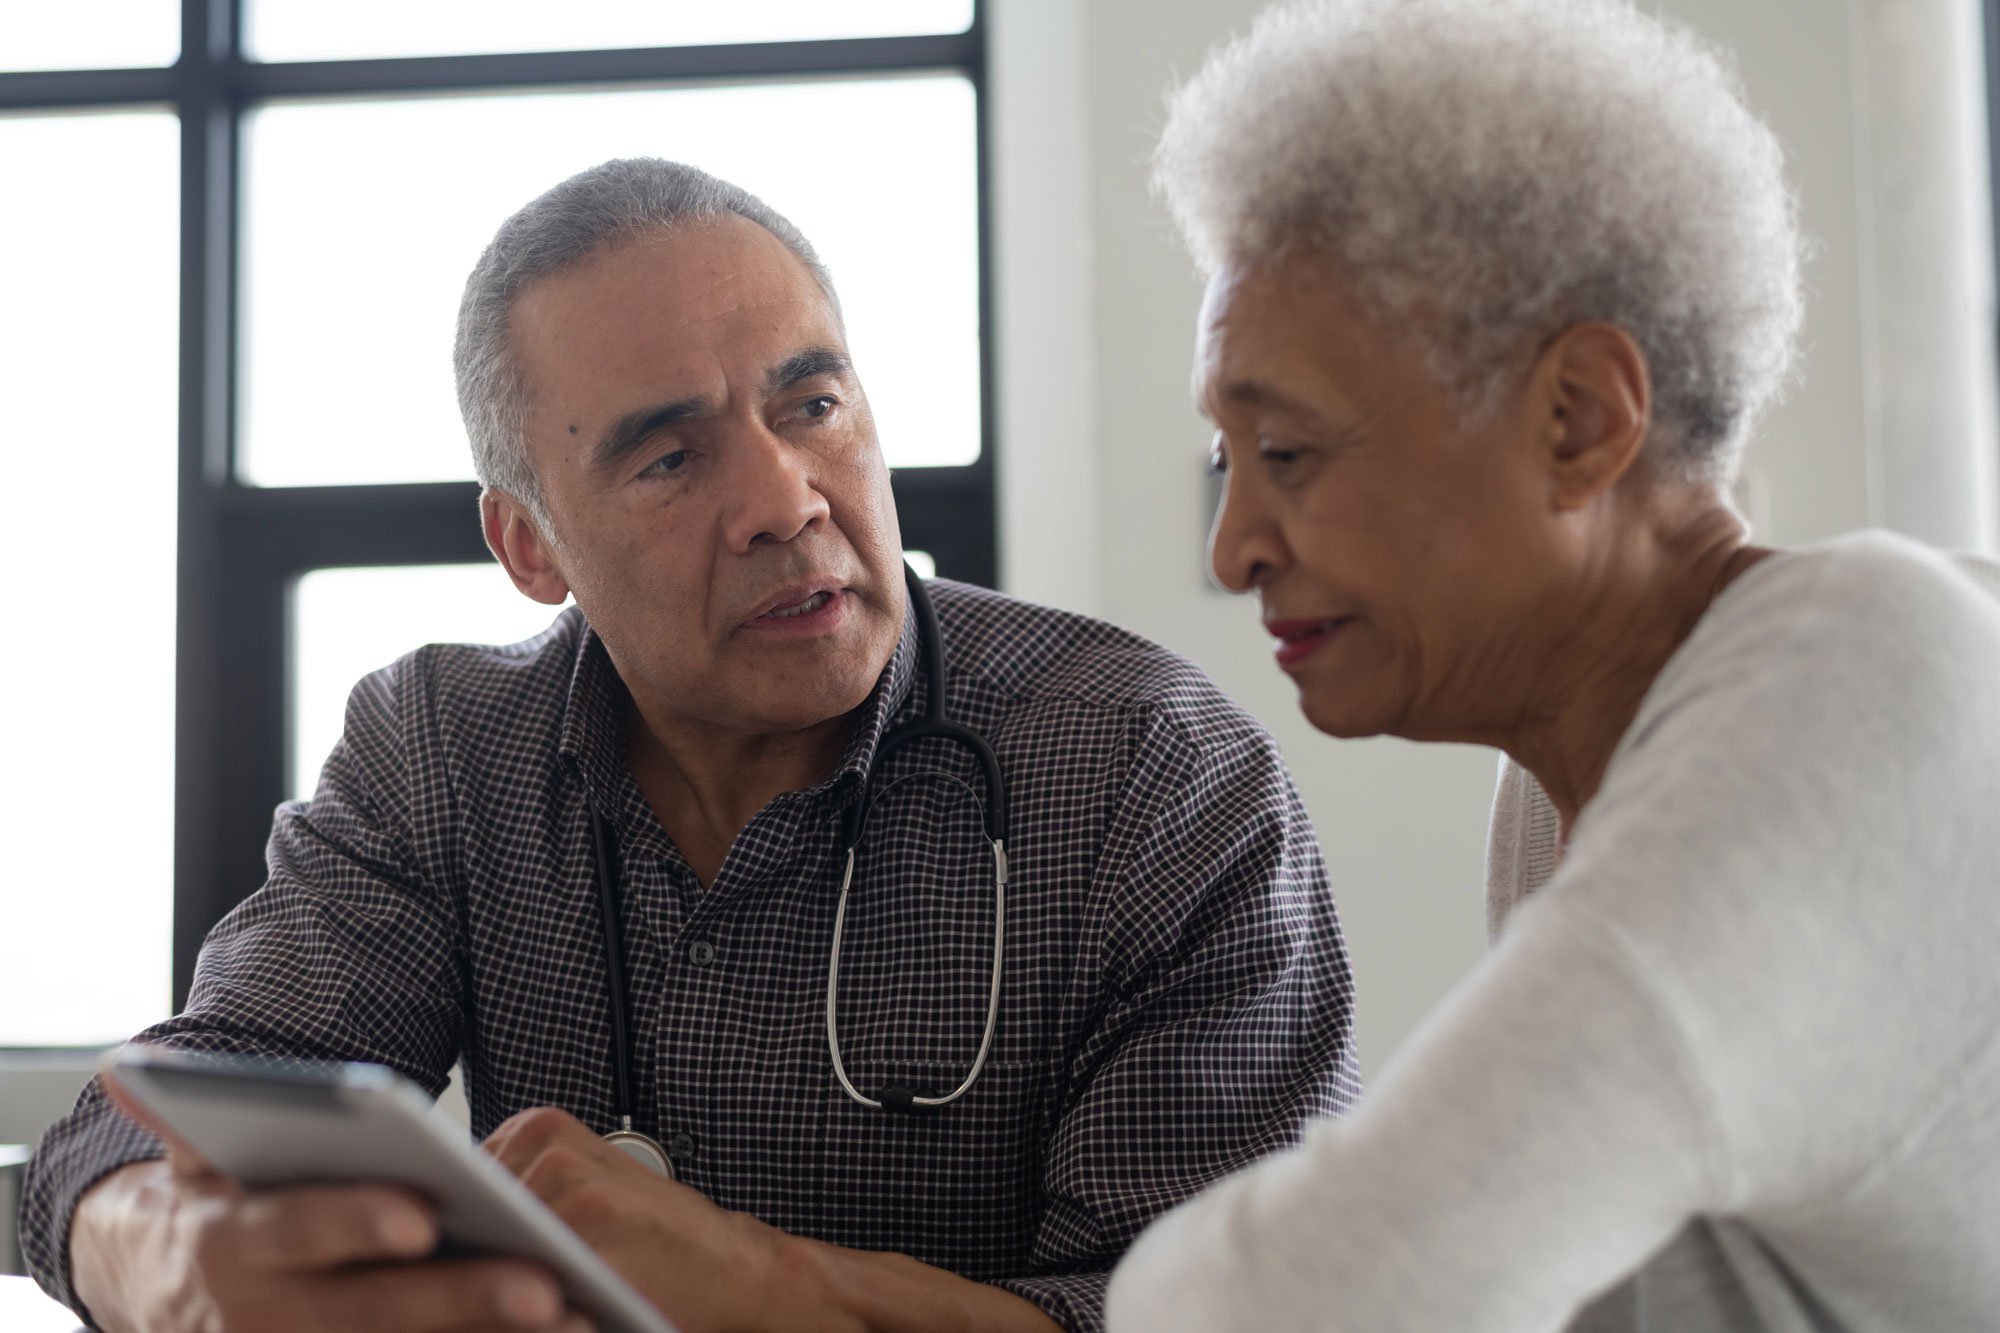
{"left": 103, "top": 1047, "right": 679, "bottom": 1333}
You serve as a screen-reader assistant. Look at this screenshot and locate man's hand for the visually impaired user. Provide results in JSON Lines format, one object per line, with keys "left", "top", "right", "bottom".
{"left": 485, "top": 1109, "right": 1064, "bottom": 1333}
{"left": 69, "top": 1079, "right": 591, "bottom": 1333}
{"left": 483, "top": 1108, "right": 851, "bottom": 1333}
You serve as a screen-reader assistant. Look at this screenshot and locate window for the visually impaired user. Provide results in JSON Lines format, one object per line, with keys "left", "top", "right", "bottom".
{"left": 0, "top": 4, "right": 991, "bottom": 1041}
{"left": 239, "top": 77, "right": 980, "bottom": 487}
{"left": 0, "top": 111, "right": 179, "bottom": 1046}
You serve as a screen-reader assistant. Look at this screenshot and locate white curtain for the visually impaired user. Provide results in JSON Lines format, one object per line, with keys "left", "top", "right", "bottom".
{"left": 1850, "top": 0, "right": 2000, "bottom": 554}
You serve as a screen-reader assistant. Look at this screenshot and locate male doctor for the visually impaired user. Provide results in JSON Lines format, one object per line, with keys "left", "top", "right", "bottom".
{"left": 24, "top": 158, "right": 1358, "bottom": 1333}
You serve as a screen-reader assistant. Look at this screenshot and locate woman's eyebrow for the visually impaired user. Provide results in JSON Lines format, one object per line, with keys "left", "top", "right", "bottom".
{"left": 1216, "top": 376, "right": 1350, "bottom": 430}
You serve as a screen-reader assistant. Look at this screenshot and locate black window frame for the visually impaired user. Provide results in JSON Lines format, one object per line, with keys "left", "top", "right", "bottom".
{"left": 1, "top": 0, "right": 995, "bottom": 1014}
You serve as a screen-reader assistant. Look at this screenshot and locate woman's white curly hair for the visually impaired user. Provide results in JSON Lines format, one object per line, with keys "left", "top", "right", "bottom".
{"left": 1154, "top": 0, "right": 1806, "bottom": 485}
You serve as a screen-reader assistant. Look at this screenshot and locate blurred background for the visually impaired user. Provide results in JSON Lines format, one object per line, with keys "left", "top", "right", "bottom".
{"left": 2, "top": 0, "right": 1998, "bottom": 1243}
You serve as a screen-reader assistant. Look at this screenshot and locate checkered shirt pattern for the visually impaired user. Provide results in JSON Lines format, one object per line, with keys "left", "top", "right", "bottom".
{"left": 24, "top": 579, "right": 1361, "bottom": 1330}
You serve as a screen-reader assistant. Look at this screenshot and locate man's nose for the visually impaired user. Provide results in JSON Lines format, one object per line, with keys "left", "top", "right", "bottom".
{"left": 1207, "top": 469, "right": 1287, "bottom": 594}
{"left": 722, "top": 420, "right": 831, "bottom": 552}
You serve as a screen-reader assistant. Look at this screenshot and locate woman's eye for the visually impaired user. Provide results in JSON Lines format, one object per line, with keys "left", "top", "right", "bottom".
{"left": 1257, "top": 438, "right": 1304, "bottom": 468}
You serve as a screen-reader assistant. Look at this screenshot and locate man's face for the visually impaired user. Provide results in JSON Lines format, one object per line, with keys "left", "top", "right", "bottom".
{"left": 501, "top": 216, "right": 905, "bottom": 737}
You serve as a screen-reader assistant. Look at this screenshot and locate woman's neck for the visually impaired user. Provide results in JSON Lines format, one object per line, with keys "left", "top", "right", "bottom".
{"left": 1498, "top": 501, "right": 1772, "bottom": 839}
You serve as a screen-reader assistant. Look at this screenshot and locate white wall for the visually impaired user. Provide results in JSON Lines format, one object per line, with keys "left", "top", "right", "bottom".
{"left": 994, "top": 0, "right": 1995, "bottom": 1074}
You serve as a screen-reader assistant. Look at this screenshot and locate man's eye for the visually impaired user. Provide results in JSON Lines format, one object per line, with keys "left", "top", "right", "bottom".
{"left": 801, "top": 395, "right": 837, "bottom": 420}
{"left": 646, "top": 450, "right": 692, "bottom": 476}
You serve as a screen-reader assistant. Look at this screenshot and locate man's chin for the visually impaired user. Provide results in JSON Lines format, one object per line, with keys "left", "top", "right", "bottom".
{"left": 740, "top": 679, "right": 881, "bottom": 736}
{"left": 728, "top": 641, "right": 892, "bottom": 729}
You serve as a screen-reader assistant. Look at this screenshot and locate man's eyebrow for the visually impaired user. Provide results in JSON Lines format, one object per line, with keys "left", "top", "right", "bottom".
{"left": 588, "top": 346, "right": 850, "bottom": 474}
{"left": 766, "top": 345, "right": 851, "bottom": 395}
{"left": 591, "top": 395, "right": 712, "bottom": 473}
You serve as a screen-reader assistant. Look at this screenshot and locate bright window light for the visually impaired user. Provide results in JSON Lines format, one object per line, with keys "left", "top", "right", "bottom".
{"left": 245, "top": 0, "right": 973, "bottom": 63}
{"left": 238, "top": 76, "right": 981, "bottom": 488}
{"left": 0, "top": 112, "right": 178, "bottom": 1046}
{"left": 0, "top": 3, "right": 179, "bottom": 72}
{"left": 291, "top": 566, "right": 573, "bottom": 801}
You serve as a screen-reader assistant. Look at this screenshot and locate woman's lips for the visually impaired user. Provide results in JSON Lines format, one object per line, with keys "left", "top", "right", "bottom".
{"left": 1264, "top": 616, "right": 1353, "bottom": 668}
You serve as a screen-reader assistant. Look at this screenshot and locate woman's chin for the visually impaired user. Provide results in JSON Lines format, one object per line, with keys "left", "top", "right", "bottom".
{"left": 1296, "top": 682, "right": 1395, "bottom": 740}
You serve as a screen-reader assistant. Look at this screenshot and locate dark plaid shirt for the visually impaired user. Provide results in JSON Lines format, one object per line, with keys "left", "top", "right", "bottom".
{"left": 25, "top": 579, "right": 1360, "bottom": 1330}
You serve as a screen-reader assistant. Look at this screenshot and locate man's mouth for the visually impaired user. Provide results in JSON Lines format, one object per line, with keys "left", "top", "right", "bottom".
{"left": 742, "top": 585, "right": 850, "bottom": 635}
{"left": 761, "top": 591, "right": 833, "bottom": 620}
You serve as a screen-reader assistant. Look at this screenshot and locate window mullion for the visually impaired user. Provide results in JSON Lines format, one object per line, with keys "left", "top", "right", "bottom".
{"left": 171, "top": 0, "right": 244, "bottom": 1008}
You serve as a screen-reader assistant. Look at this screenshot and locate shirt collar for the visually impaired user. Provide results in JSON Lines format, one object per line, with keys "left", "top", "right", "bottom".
{"left": 826, "top": 590, "right": 923, "bottom": 797}
{"left": 558, "top": 619, "right": 630, "bottom": 814}
{"left": 558, "top": 592, "right": 925, "bottom": 812}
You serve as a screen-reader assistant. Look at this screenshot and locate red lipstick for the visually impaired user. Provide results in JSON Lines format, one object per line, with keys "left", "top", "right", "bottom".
{"left": 1263, "top": 616, "right": 1352, "bottom": 668}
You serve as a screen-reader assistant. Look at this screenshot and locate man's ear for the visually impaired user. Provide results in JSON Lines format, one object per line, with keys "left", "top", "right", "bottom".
{"left": 482, "top": 490, "right": 573, "bottom": 606}
{"left": 1528, "top": 322, "right": 1652, "bottom": 511}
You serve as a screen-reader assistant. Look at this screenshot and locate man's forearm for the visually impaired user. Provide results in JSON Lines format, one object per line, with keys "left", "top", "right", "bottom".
{"left": 779, "top": 1235, "right": 1067, "bottom": 1333}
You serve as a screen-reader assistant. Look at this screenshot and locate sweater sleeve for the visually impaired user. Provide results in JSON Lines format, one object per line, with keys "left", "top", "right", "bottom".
{"left": 1106, "top": 897, "right": 1728, "bottom": 1333}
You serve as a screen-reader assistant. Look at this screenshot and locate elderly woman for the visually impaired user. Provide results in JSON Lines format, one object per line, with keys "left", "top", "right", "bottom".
{"left": 1104, "top": 0, "right": 2000, "bottom": 1330}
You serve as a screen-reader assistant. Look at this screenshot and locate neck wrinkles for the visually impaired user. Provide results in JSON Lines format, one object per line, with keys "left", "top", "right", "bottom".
{"left": 1491, "top": 502, "right": 1770, "bottom": 836}
{"left": 560, "top": 594, "right": 922, "bottom": 859}
{"left": 626, "top": 695, "right": 858, "bottom": 846}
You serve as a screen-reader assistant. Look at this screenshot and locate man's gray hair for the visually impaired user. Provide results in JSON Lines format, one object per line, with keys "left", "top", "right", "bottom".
{"left": 454, "top": 157, "right": 840, "bottom": 523}
{"left": 1153, "top": 0, "right": 1805, "bottom": 487}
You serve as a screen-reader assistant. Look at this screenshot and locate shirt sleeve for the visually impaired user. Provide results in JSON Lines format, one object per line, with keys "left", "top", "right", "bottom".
{"left": 1104, "top": 895, "right": 1729, "bottom": 1333}
{"left": 992, "top": 706, "right": 1361, "bottom": 1332}
{"left": 19, "top": 653, "right": 467, "bottom": 1317}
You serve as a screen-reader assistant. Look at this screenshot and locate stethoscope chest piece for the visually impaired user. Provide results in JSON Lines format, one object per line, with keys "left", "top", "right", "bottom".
{"left": 605, "top": 1125, "right": 675, "bottom": 1178}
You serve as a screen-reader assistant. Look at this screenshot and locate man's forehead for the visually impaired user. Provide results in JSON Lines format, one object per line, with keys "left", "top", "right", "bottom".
{"left": 508, "top": 216, "right": 840, "bottom": 398}
{"left": 529, "top": 216, "right": 820, "bottom": 322}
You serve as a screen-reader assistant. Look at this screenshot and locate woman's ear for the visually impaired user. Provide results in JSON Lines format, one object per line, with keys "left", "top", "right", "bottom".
{"left": 1529, "top": 322, "right": 1652, "bottom": 511}
{"left": 482, "top": 490, "right": 574, "bottom": 606}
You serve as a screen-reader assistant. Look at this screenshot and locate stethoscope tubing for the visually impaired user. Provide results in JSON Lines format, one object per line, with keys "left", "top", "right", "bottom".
{"left": 825, "top": 797, "right": 1008, "bottom": 1112}
{"left": 592, "top": 563, "right": 1010, "bottom": 1164}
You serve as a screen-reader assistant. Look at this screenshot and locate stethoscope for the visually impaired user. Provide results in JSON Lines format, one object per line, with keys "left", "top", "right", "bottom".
{"left": 588, "top": 564, "right": 1010, "bottom": 1179}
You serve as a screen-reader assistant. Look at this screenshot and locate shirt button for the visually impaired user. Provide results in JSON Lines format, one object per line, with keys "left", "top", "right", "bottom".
{"left": 669, "top": 1131, "right": 698, "bottom": 1159}
{"left": 686, "top": 939, "right": 716, "bottom": 966}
